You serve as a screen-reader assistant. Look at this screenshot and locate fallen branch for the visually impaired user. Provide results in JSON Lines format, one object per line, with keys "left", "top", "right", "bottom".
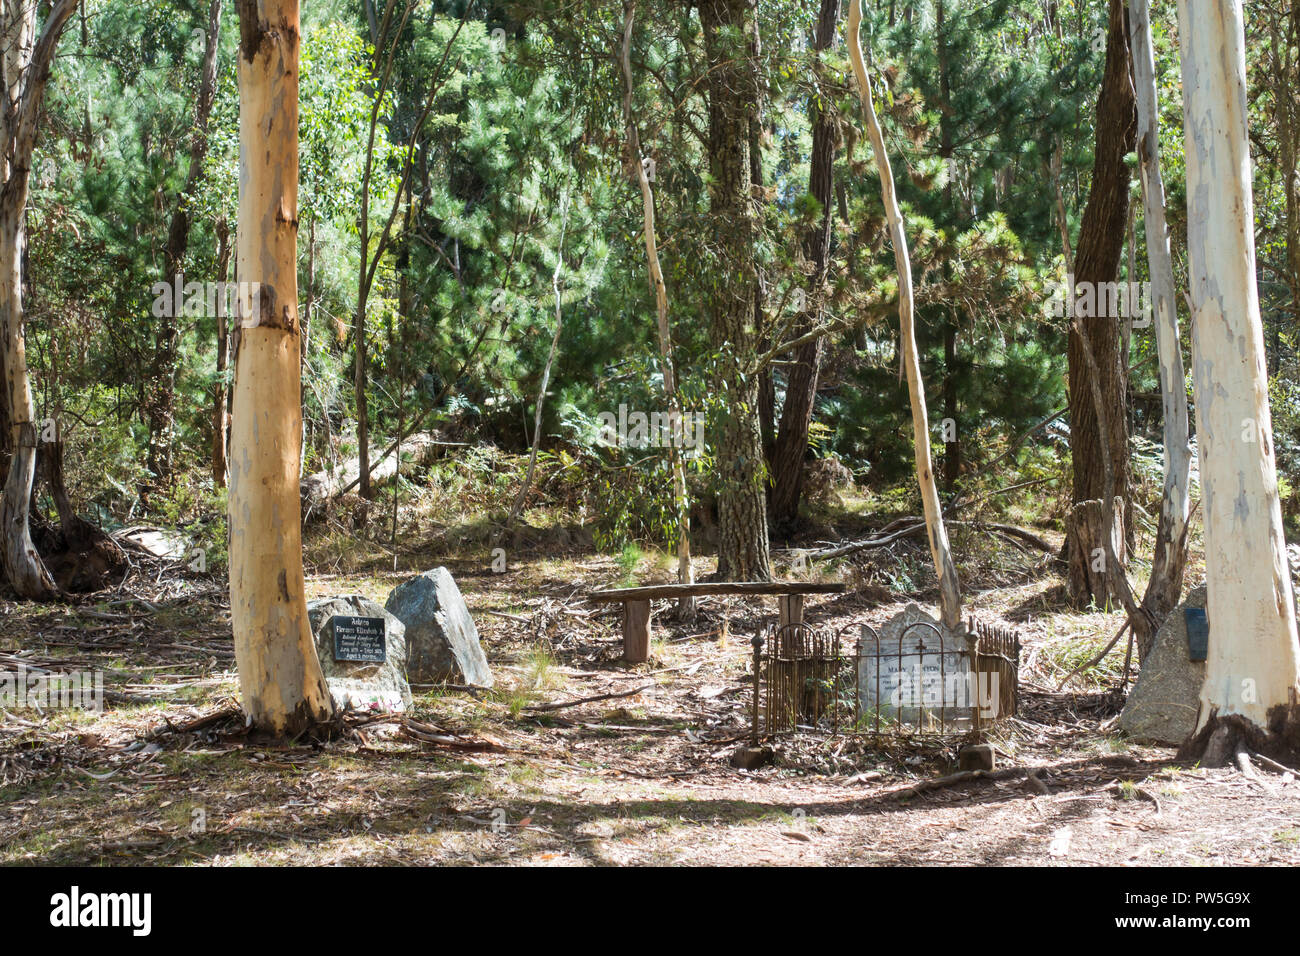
{"left": 524, "top": 683, "right": 655, "bottom": 713}
{"left": 971, "top": 522, "right": 1055, "bottom": 554}
{"left": 402, "top": 718, "right": 505, "bottom": 752}
{"left": 486, "top": 610, "right": 531, "bottom": 624}
{"left": 796, "top": 519, "right": 1054, "bottom": 561}
{"left": 146, "top": 704, "right": 243, "bottom": 741}
{"left": 798, "top": 521, "right": 926, "bottom": 560}
{"left": 301, "top": 431, "right": 446, "bottom": 516}
{"left": 1055, "top": 618, "right": 1131, "bottom": 690}
{"left": 883, "top": 753, "right": 1149, "bottom": 802}
{"left": 1112, "top": 782, "right": 1163, "bottom": 814}
{"left": 885, "top": 766, "right": 1028, "bottom": 800}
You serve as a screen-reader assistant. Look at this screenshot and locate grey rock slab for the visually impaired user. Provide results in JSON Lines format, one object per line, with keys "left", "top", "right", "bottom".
{"left": 385, "top": 568, "right": 493, "bottom": 687}
{"left": 1118, "top": 586, "right": 1207, "bottom": 745}
{"left": 307, "top": 595, "right": 411, "bottom": 713}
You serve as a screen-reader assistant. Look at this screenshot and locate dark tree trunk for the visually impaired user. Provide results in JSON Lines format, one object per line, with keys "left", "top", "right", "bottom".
{"left": 700, "top": 0, "right": 769, "bottom": 581}
{"left": 1065, "top": 0, "right": 1136, "bottom": 608}
{"left": 752, "top": 75, "right": 774, "bottom": 467}
{"left": 1274, "top": 5, "right": 1300, "bottom": 329}
{"left": 935, "top": 0, "right": 960, "bottom": 495}
{"left": 32, "top": 426, "right": 127, "bottom": 594}
{"left": 147, "top": 0, "right": 223, "bottom": 488}
{"left": 942, "top": 321, "right": 959, "bottom": 490}
{"left": 768, "top": 0, "right": 840, "bottom": 534}
{"left": 211, "top": 217, "right": 231, "bottom": 488}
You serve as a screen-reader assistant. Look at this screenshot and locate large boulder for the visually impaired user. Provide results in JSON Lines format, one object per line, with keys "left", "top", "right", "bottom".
{"left": 385, "top": 568, "right": 493, "bottom": 687}
{"left": 307, "top": 596, "right": 412, "bottom": 712}
{"left": 1118, "top": 586, "right": 1207, "bottom": 745}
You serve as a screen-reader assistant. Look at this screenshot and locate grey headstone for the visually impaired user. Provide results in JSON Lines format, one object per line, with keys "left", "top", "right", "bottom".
{"left": 307, "top": 595, "right": 412, "bottom": 712}
{"left": 1117, "top": 586, "right": 1207, "bottom": 745}
{"left": 858, "top": 604, "right": 974, "bottom": 727}
{"left": 385, "top": 568, "right": 493, "bottom": 687}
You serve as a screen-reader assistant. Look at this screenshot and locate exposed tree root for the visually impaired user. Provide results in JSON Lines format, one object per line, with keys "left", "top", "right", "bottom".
{"left": 32, "top": 513, "right": 128, "bottom": 594}
{"left": 1179, "top": 709, "right": 1300, "bottom": 772}
{"left": 1248, "top": 752, "right": 1299, "bottom": 776}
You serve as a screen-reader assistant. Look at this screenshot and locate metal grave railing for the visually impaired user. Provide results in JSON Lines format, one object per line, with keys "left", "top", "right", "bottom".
{"left": 752, "top": 617, "right": 1019, "bottom": 738}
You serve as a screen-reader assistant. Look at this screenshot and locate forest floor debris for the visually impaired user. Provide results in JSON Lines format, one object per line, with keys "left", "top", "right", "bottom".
{"left": 3, "top": 523, "right": 1297, "bottom": 866}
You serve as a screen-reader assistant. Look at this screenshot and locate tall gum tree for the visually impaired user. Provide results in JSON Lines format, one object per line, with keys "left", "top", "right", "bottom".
{"left": 847, "top": 0, "right": 960, "bottom": 632}
{"left": 230, "top": 0, "right": 333, "bottom": 735}
{"left": 1130, "top": 0, "right": 1191, "bottom": 660}
{"left": 0, "top": 0, "right": 79, "bottom": 600}
{"left": 1177, "top": 0, "right": 1300, "bottom": 763}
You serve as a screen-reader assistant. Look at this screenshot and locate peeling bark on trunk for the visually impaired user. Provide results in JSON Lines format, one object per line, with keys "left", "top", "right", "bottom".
{"left": 847, "top": 0, "right": 961, "bottom": 632}
{"left": 0, "top": 0, "right": 78, "bottom": 600}
{"left": 1177, "top": 0, "right": 1300, "bottom": 751}
{"left": 1130, "top": 0, "right": 1191, "bottom": 660}
{"left": 1065, "top": 0, "right": 1135, "bottom": 609}
{"left": 700, "top": 0, "right": 770, "bottom": 582}
{"left": 230, "top": 0, "right": 333, "bottom": 736}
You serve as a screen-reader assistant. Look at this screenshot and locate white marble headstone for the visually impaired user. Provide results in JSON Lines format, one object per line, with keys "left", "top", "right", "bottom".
{"left": 857, "top": 604, "right": 975, "bottom": 727}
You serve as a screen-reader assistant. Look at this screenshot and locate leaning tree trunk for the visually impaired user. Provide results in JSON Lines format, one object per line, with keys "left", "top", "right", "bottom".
{"left": 1130, "top": 0, "right": 1191, "bottom": 660}
{"left": 230, "top": 0, "right": 333, "bottom": 736}
{"left": 1064, "top": 0, "right": 1136, "bottom": 609}
{"left": 769, "top": 0, "right": 840, "bottom": 533}
{"left": 700, "top": 0, "right": 770, "bottom": 582}
{"left": 0, "top": 0, "right": 78, "bottom": 600}
{"left": 848, "top": 0, "right": 960, "bottom": 632}
{"left": 1176, "top": 0, "right": 1300, "bottom": 760}
{"left": 621, "top": 1, "right": 695, "bottom": 615}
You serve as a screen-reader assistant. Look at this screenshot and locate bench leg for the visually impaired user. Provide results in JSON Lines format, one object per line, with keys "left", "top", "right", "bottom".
{"left": 623, "top": 599, "right": 652, "bottom": 663}
{"left": 778, "top": 594, "right": 805, "bottom": 629}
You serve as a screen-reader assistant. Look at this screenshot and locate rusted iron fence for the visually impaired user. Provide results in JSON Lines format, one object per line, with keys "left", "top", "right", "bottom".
{"left": 753, "top": 617, "right": 1020, "bottom": 738}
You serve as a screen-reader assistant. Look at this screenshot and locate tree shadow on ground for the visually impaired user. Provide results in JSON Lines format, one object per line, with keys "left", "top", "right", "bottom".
{"left": 13, "top": 744, "right": 1182, "bottom": 866}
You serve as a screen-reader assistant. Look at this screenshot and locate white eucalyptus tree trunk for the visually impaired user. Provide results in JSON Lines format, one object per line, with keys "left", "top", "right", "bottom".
{"left": 1130, "top": 0, "right": 1191, "bottom": 657}
{"left": 847, "top": 0, "right": 961, "bottom": 631}
{"left": 1178, "top": 0, "right": 1300, "bottom": 734}
{"left": 230, "top": 0, "right": 333, "bottom": 735}
{"left": 0, "top": 0, "right": 78, "bottom": 600}
{"left": 621, "top": 1, "right": 694, "bottom": 617}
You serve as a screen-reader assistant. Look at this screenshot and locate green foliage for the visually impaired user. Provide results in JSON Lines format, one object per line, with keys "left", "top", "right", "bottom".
{"left": 12, "top": 0, "right": 1300, "bottom": 566}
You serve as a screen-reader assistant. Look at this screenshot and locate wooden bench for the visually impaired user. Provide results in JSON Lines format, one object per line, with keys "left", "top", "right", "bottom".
{"left": 586, "top": 581, "right": 847, "bottom": 663}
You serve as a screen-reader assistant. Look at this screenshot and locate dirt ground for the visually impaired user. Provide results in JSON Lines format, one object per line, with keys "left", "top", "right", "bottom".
{"left": 2, "top": 532, "right": 1299, "bottom": 867}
